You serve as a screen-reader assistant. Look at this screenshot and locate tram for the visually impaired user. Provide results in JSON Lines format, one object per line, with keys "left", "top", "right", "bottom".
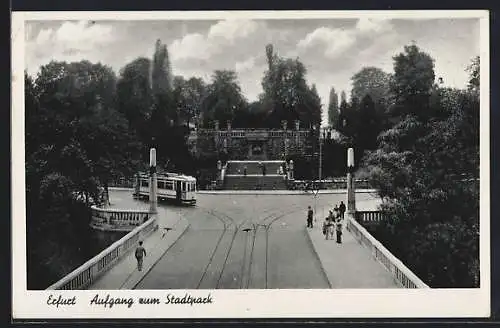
{"left": 135, "top": 172, "right": 197, "bottom": 205}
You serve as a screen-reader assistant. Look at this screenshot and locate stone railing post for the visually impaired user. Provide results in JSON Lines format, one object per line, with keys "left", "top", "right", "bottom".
{"left": 214, "top": 120, "right": 220, "bottom": 131}
{"left": 289, "top": 160, "right": 294, "bottom": 180}
{"left": 347, "top": 147, "right": 356, "bottom": 216}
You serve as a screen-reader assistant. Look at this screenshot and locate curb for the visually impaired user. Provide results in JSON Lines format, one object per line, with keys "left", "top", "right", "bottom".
{"left": 197, "top": 189, "right": 378, "bottom": 195}
{"left": 108, "top": 187, "right": 134, "bottom": 191}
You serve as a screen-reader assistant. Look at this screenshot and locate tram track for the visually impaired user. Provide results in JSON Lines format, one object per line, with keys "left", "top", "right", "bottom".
{"left": 241, "top": 203, "right": 307, "bottom": 289}
{"left": 138, "top": 196, "right": 333, "bottom": 290}
{"left": 194, "top": 207, "right": 248, "bottom": 289}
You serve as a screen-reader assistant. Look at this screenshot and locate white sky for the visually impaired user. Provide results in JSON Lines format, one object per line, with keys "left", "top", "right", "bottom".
{"left": 25, "top": 18, "right": 480, "bottom": 126}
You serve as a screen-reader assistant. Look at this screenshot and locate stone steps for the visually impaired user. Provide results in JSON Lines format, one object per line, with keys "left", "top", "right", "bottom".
{"left": 225, "top": 161, "right": 285, "bottom": 176}
{"left": 223, "top": 175, "right": 287, "bottom": 190}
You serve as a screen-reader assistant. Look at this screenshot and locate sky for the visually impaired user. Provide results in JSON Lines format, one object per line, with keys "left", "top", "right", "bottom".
{"left": 25, "top": 17, "right": 480, "bottom": 125}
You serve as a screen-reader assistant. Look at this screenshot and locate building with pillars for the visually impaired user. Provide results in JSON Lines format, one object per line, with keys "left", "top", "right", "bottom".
{"left": 188, "top": 120, "right": 326, "bottom": 161}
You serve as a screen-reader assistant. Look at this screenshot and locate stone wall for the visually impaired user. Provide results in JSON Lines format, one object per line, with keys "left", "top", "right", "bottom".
{"left": 190, "top": 129, "right": 313, "bottom": 160}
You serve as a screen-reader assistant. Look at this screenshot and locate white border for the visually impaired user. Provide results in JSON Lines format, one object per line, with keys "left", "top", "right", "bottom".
{"left": 12, "top": 10, "right": 490, "bottom": 319}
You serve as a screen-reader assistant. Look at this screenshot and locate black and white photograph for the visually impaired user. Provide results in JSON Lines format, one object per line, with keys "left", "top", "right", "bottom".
{"left": 12, "top": 10, "right": 490, "bottom": 318}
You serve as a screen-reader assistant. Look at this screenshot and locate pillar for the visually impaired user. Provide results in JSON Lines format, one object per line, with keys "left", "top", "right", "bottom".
{"left": 149, "top": 148, "right": 158, "bottom": 214}
{"left": 217, "top": 160, "right": 222, "bottom": 181}
{"left": 214, "top": 120, "right": 220, "bottom": 131}
{"left": 227, "top": 120, "right": 232, "bottom": 131}
{"left": 295, "top": 120, "right": 300, "bottom": 131}
{"left": 347, "top": 147, "right": 356, "bottom": 216}
{"left": 289, "top": 160, "right": 294, "bottom": 180}
{"left": 133, "top": 173, "right": 140, "bottom": 199}
{"left": 282, "top": 120, "right": 288, "bottom": 131}
{"left": 102, "top": 185, "right": 110, "bottom": 207}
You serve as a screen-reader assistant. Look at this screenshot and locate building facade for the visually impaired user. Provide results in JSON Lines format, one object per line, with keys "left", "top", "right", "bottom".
{"left": 188, "top": 120, "right": 319, "bottom": 160}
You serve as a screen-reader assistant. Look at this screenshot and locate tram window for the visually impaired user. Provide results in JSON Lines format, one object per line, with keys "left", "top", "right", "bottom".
{"left": 164, "top": 181, "right": 173, "bottom": 190}
{"left": 142, "top": 180, "right": 149, "bottom": 187}
{"left": 158, "top": 181, "right": 164, "bottom": 189}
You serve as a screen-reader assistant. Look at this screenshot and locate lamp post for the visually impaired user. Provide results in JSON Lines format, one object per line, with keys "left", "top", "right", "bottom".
{"left": 318, "top": 128, "right": 323, "bottom": 185}
{"left": 149, "top": 147, "right": 158, "bottom": 214}
{"left": 347, "top": 147, "right": 356, "bottom": 217}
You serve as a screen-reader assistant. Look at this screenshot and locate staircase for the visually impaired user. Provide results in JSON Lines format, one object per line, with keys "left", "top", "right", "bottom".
{"left": 223, "top": 160, "right": 288, "bottom": 190}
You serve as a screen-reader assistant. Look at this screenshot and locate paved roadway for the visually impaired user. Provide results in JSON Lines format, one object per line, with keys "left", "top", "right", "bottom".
{"left": 107, "top": 189, "right": 382, "bottom": 290}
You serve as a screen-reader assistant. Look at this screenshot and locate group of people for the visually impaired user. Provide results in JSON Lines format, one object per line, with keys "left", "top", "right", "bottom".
{"left": 307, "top": 201, "right": 346, "bottom": 244}
{"left": 322, "top": 202, "right": 346, "bottom": 243}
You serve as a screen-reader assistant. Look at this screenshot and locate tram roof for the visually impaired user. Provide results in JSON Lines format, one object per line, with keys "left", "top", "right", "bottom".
{"left": 138, "top": 172, "right": 196, "bottom": 181}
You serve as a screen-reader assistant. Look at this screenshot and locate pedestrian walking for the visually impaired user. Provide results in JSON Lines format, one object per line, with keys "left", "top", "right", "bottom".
{"left": 328, "top": 210, "right": 336, "bottom": 239}
{"left": 307, "top": 206, "right": 314, "bottom": 228}
{"left": 262, "top": 163, "right": 267, "bottom": 176}
{"left": 335, "top": 219, "right": 343, "bottom": 244}
{"left": 333, "top": 205, "right": 340, "bottom": 220}
{"left": 339, "top": 201, "right": 346, "bottom": 219}
{"left": 322, "top": 217, "right": 330, "bottom": 240}
{"left": 135, "top": 241, "right": 147, "bottom": 271}
{"left": 243, "top": 165, "right": 247, "bottom": 176}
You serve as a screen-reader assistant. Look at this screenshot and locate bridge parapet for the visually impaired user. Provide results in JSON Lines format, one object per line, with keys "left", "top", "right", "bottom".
{"left": 291, "top": 178, "right": 373, "bottom": 190}
{"left": 46, "top": 216, "right": 158, "bottom": 290}
{"left": 90, "top": 205, "right": 150, "bottom": 232}
{"left": 355, "top": 210, "right": 385, "bottom": 228}
{"left": 346, "top": 215, "right": 430, "bottom": 288}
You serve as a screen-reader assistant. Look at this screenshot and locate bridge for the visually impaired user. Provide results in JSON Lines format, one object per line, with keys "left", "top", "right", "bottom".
{"left": 47, "top": 187, "right": 429, "bottom": 290}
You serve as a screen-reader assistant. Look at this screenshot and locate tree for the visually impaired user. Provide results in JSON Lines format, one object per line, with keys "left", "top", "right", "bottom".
{"left": 151, "top": 39, "right": 173, "bottom": 96}
{"left": 356, "top": 94, "right": 380, "bottom": 151}
{"left": 116, "top": 57, "right": 154, "bottom": 132}
{"left": 260, "top": 46, "right": 322, "bottom": 128}
{"left": 362, "top": 45, "right": 479, "bottom": 287}
{"left": 390, "top": 43, "right": 435, "bottom": 122}
{"left": 26, "top": 60, "right": 143, "bottom": 288}
{"left": 201, "top": 70, "right": 247, "bottom": 127}
{"left": 351, "top": 67, "right": 391, "bottom": 105}
{"left": 337, "top": 95, "right": 349, "bottom": 131}
{"left": 340, "top": 90, "right": 347, "bottom": 104}
{"left": 172, "top": 76, "right": 207, "bottom": 128}
{"left": 466, "top": 56, "right": 480, "bottom": 93}
{"left": 327, "top": 87, "right": 339, "bottom": 128}
{"left": 184, "top": 77, "right": 207, "bottom": 128}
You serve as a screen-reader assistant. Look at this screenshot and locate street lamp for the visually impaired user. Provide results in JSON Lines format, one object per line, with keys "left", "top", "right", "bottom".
{"left": 318, "top": 125, "right": 323, "bottom": 185}
{"left": 347, "top": 147, "right": 356, "bottom": 217}
{"left": 149, "top": 147, "right": 158, "bottom": 214}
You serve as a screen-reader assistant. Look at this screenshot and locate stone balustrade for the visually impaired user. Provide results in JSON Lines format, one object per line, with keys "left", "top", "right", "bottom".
{"left": 346, "top": 215, "right": 429, "bottom": 289}
{"left": 355, "top": 211, "right": 385, "bottom": 226}
{"left": 196, "top": 129, "right": 310, "bottom": 138}
{"left": 46, "top": 217, "right": 158, "bottom": 290}
{"left": 291, "top": 178, "right": 373, "bottom": 190}
{"left": 108, "top": 178, "right": 135, "bottom": 189}
{"left": 90, "top": 206, "right": 151, "bottom": 231}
